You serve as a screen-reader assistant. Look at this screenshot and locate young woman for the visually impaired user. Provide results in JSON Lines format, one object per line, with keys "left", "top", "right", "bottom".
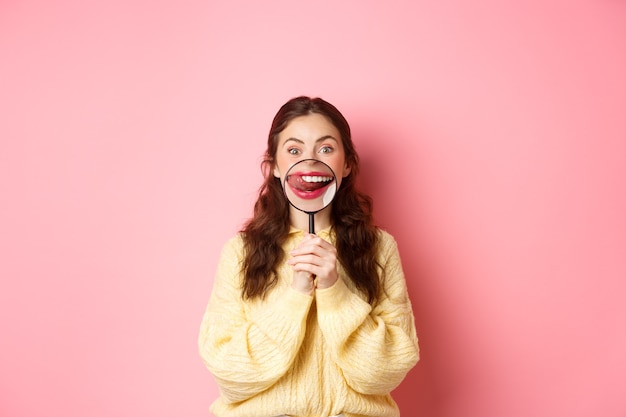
{"left": 198, "top": 96, "right": 419, "bottom": 417}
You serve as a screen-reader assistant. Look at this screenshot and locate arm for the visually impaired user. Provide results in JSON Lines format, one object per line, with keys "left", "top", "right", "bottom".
{"left": 198, "top": 236, "right": 314, "bottom": 403}
{"left": 315, "top": 232, "right": 419, "bottom": 395}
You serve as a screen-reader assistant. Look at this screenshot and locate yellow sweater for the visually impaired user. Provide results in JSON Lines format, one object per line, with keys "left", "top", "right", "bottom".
{"left": 198, "top": 227, "right": 419, "bottom": 417}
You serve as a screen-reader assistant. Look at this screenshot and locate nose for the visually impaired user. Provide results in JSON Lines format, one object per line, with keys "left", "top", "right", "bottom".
{"left": 302, "top": 148, "right": 316, "bottom": 160}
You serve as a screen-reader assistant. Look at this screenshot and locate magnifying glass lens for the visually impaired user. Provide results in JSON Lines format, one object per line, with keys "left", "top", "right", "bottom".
{"left": 282, "top": 159, "right": 337, "bottom": 233}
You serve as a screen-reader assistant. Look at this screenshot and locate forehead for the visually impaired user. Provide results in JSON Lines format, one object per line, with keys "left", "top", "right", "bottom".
{"left": 278, "top": 113, "right": 340, "bottom": 141}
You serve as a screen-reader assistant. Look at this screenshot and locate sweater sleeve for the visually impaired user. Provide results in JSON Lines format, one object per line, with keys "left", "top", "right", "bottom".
{"left": 315, "top": 231, "right": 419, "bottom": 395}
{"left": 198, "top": 235, "right": 314, "bottom": 404}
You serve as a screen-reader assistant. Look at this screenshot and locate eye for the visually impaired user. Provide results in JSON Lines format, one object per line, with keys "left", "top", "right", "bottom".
{"left": 319, "top": 145, "right": 334, "bottom": 154}
{"left": 288, "top": 147, "right": 301, "bottom": 155}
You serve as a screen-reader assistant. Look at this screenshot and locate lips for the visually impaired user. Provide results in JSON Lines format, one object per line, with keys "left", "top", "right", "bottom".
{"left": 286, "top": 171, "right": 334, "bottom": 199}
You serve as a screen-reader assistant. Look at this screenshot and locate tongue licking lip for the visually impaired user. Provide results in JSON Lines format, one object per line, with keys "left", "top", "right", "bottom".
{"left": 287, "top": 175, "right": 331, "bottom": 192}
{"left": 286, "top": 173, "right": 334, "bottom": 202}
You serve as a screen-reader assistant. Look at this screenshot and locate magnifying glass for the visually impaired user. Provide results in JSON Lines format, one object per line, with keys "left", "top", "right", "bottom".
{"left": 282, "top": 159, "right": 338, "bottom": 234}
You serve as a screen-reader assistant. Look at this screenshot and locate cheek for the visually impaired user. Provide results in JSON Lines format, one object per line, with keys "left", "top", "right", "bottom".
{"left": 334, "top": 158, "right": 351, "bottom": 178}
{"left": 273, "top": 156, "right": 286, "bottom": 178}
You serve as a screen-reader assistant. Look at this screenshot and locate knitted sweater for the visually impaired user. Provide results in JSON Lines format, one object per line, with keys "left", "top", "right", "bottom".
{"left": 198, "top": 227, "right": 419, "bottom": 417}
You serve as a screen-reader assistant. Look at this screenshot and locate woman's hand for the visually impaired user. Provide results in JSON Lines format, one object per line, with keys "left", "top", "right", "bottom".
{"left": 288, "top": 234, "right": 339, "bottom": 292}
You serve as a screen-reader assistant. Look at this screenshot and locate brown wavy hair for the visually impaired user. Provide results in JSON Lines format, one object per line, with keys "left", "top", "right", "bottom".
{"left": 240, "top": 96, "right": 381, "bottom": 304}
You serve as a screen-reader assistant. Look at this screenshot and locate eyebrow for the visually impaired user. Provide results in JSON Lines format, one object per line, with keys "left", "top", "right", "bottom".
{"left": 282, "top": 135, "right": 339, "bottom": 146}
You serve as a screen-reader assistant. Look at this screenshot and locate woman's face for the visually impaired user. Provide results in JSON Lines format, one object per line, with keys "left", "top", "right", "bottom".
{"left": 273, "top": 113, "right": 351, "bottom": 192}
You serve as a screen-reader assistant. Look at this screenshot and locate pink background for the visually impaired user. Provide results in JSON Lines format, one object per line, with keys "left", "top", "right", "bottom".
{"left": 1, "top": 1, "right": 625, "bottom": 416}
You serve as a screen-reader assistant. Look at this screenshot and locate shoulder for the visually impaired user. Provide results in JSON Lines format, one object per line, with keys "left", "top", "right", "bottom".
{"left": 223, "top": 233, "right": 245, "bottom": 249}
{"left": 373, "top": 228, "right": 405, "bottom": 270}
{"left": 376, "top": 227, "right": 395, "bottom": 242}
{"left": 217, "top": 233, "right": 246, "bottom": 263}
{"left": 213, "top": 234, "right": 247, "bottom": 286}
{"left": 375, "top": 227, "right": 399, "bottom": 252}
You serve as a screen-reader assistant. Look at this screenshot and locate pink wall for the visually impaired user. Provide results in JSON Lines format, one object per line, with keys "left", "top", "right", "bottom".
{"left": 1, "top": 1, "right": 625, "bottom": 416}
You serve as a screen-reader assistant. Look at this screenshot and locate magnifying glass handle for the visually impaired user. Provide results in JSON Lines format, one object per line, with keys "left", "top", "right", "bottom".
{"left": 308, "top": 213, "right": 315, "bottom": 234}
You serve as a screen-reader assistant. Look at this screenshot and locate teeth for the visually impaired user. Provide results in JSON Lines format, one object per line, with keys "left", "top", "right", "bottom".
{"left": 302, "top": 175, "right": 332, "bottom": 183}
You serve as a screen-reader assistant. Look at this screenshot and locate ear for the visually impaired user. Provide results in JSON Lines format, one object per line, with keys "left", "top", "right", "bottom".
{"left": 342, "top": 162, "right": 352, "bottom": 178}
